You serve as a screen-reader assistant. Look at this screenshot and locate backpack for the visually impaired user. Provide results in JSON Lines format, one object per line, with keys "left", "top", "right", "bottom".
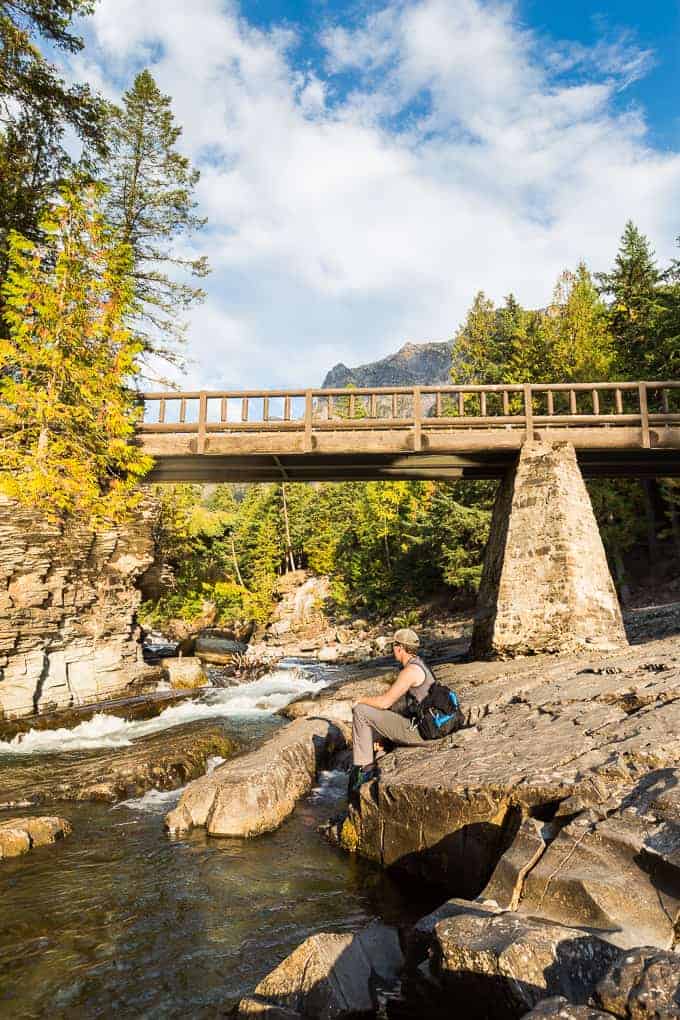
{"left": 408, "top": 682, "right": 463, "bottom": 740}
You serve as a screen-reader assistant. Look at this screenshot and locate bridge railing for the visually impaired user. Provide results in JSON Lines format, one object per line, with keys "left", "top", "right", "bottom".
{"left": 140, "top": 381, "right": 680, "bottom": 452}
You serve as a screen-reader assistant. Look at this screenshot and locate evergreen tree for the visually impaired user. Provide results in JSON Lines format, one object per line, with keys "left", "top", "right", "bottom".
{"left": 596, "top": 221, "right": 663, "bottom": 379}
{"left": 452, "top": 291, "right": 498, "bottom": 384}
{"left": 102, "top": 69, "right": 209, "bottom": 373}
{"left": 546, "top": 263, "right": 615, "bottom": 382}
{"left": 0, "top": 183, "right": 151, "bottom": 520}
{"left": 0, "top": 1, "right": 107, "bottom": 286}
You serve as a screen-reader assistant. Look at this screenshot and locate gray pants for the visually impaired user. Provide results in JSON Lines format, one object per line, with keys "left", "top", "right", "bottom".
{"left": 352, "top": 703, "right": 427, "bottom": 766}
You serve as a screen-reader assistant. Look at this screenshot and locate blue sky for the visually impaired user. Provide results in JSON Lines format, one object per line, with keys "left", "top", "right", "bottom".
{"left": 67, "top": 0, "right": 680, "bottom": 388}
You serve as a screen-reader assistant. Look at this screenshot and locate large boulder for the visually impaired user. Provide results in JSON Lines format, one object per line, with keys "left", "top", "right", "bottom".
{"left": 424, "top": 900, "right": 620, "bottom": 1019}
{"left": 594, "top": 947, "right": 680, "bottom": 1018}
{"left": 165, "top": 716, "right": 347, "bottom": 837}
{"left": 0, "top": 816, "right": 71, "bottom": 859}
{"left": 160, "top": 656, "right": 207, "bottom": 690}
{"left": 238, "top": 922, "right": 403, "bottom": 1019}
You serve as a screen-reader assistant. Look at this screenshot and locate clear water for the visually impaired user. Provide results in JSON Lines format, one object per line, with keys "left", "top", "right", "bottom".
{"left": 0, "top": 667, "right": 426, "bottom": 1019}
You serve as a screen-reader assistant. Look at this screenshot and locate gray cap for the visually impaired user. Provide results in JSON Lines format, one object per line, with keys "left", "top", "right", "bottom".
{"left": 393, "top": 627, "right": 420, "bottom": 648}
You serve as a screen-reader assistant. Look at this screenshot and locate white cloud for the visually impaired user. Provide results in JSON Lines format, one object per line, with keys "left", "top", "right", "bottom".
{"left": 69, "top": 0, "right": 680, "bottom": 389}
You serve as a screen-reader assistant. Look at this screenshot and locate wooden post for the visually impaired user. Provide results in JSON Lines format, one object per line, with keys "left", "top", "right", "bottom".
{"left": 158, "top": 397, "right": 166, "bottom": 425}
{"left": 304, "top": 389, "right": 313, "bottom": 452}
{"left": 639, "top": 382, "right": 651, "bottom": 448}
{"left": 615, "top": 388, "right": 623, "bottom": 414}
{"left": 413, "top": 387, "right": 422, "bottom": 451}
{"left": 370, "top": 393, "right": 377, "bottom": 418}
{"left": 458, "top": 391, "right": 465, "bottom": 417}
{"left": 436, "top": 391, "right": 442, "bottom": 418}
{"left": 284, "top": 396, "right": 291, "bottom": 421}
{"left": 592, "top": 389, "right": 600, "bottom": 415}
{"left": 479, "top": 391, "right": 487, "bottom": 417}
{"left": 198, "top": 391, "right": 207, "bottom": 454}
{"left": 523, "top": 383, "right": 534, "bottom": 441}
{"left": 220, "top": 397, "right": 227, "bottom": 423}
{"left": 180, "top": 398, "right": 187, "bottom": 424}
{"left": 546, "top": 390, "right": 554, "bottom": 416}
{"left": 241, "top": 397, "right": 248, "bottom": 422}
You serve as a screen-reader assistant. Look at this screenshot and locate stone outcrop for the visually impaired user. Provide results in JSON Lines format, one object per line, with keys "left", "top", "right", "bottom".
{"left": 165, "top": 716, "right": 347, "bottom": 837}
{"left": 472, "top": 441, "right": 627, "bottom": 658}
{"left": 339, "top": 631, "right": 680, "bottom": 950}
{"left": 0, "top": 721, "right": 235, "bottom": 806}
{"left": 237, "top": 922, "right": 403, "bottom": 1019}
{"left": 0, "top": 494, "right": 159, "bottom": 719}
{"left": 419, "top": 900, "right": 620, "bottom": 1019}
{"left": 0, "top": 815, "right": 71, "bottom": 859}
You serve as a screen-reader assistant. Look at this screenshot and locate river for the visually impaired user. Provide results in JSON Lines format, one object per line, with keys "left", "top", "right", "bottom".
{"left": 0, "top": 663, "right": 430, "bottom": 1018}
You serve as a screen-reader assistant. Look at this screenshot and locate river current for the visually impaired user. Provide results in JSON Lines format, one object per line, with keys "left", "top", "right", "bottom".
{"left": 0, "top": 664, "right": 426, "bottom": 1018}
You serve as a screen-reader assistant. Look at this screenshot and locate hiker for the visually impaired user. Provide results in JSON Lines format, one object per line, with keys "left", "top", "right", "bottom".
{"left": 348, "top": 627, "right": 460, "bottom": 802}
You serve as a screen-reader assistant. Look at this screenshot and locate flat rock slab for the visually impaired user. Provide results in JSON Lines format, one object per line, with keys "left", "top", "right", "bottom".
{"left": 280, "top": 675, "right": 392, "bottom": 724}
{"left": 0, "top": 721, "right": 236, "bottom": 806}
{"left": 0, "top": 816, "right": 71, "bottom": 859}
{"left": 166, "top": 716, "right": 347, "bottom": 837}
{"left": 429, "top": 900, "right": 620, "bottom": 1019}
{"left": 239, "top": 922, "right": 403, "bottom": 1019}
{"left": 345, "top": 638, "right": 680, "bottom": 914}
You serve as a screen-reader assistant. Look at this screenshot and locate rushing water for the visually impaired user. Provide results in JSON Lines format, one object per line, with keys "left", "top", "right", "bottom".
{"left": 0, "top": 664, "right": 428, "bottom": 1019}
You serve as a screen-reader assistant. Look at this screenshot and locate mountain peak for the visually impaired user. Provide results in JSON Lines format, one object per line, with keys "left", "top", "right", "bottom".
{"left": 322, "top": 339, "right": 453, "bottom": 389}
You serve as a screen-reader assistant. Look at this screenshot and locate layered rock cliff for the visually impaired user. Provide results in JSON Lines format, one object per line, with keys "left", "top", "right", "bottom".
{"left": 0, "top": 495, "right": 159, "bottom": 719}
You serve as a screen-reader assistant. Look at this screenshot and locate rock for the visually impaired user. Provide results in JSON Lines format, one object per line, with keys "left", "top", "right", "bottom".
{"left": 472, "top": 441, "right": 627, "bottom": 657}
{"left": 177, "top": 636, "right": 196, "bottom": 657}
{"left": 243, "top": 922, "right": 403, "bottom": 1019}
{"left": 0, "top": 721, "right": 236, "bottom": 805}
{"left": 317, "top": 646, "right": 339, "bottom": 662}
{"left": 0, "top": 816, "right": 71, "bottom": 859}
{"left": 352, "top": 619, "right": 369, "bottom": 632}
{"left": 238, "top": 999, "right": 303, "bottom": 1018}
{"left": 480, "top": 816, "right": 546, "bottom": 911}
{"left": 165, "top": 716, "right": 347, "bottom": 837}
{"left": 429, "top": 900, "right": 620, "bottom": 1018}
{"left": 594, "top": 947, "right": 680, "bottom": 1018}
{"left": 345, "top": 642, "right": 680, "bottom": 935}
{"left": 523, "top": 999, "right": 612, "bottom": 1019}
{"left": 374, "top": 635, "right": 391, "bottom": 653}
{"left": 269, "top": 620, "right": 292, "bottom": 637}
{"left": 279, "top": 674, "right": 392, "bottom": 722}
{"left": 194, "top": 633, "right": 246, "bottom": 665}
{"left": 519, "top": 801, "right": 680, "bottom": 949}
{"left": 0, "top": 494, "right": 159, "bottom": 719}
{"left": 160, "top": 656, "right": 207, "bottom": 690}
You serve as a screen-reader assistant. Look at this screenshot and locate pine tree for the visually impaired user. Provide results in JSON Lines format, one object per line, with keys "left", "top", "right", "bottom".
{"left": 102, "top": 69, "right": 209, "bottom": 374}
{"left": 0, "top": 1, "right": 107, "bottom": 287}
{"left": 452, "top": 291, "right": 498, "bottom": 384}
{"left": 596, "top": 221, "right": 663, "bottom": 379}
{"left": 0, "top": 182, "right": 152, "bottom": 520}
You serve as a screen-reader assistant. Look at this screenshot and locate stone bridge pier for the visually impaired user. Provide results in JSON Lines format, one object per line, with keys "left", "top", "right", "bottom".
{"left": 472, "top": 439, "right": 628, "bottom": 658}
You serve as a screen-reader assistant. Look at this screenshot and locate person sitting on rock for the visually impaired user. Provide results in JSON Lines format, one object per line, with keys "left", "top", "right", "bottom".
{"left": 348, "top": 628, "right": 434, "bottom": 803}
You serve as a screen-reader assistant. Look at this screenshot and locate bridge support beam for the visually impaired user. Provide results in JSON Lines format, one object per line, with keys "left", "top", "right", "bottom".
{"left": 472, "top": 440, "right": 628, "bottom": 658}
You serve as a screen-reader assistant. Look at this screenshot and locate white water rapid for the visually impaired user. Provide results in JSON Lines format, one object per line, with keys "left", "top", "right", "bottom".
{"left": 0, "top": 667, "right": 328, "bottom": 756}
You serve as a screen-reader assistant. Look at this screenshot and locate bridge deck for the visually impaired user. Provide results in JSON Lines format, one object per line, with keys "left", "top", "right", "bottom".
{"left": 139, "top": 381, "right": 680, "bottom": 482}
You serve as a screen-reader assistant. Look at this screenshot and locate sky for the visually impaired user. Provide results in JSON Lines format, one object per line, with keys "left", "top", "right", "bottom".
{"left": 65, "top": 0, "right": 680, "bottom": 389}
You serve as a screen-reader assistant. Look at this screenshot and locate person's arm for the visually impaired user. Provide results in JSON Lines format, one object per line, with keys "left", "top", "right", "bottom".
{"left": 355, "top": 664, "right": 421, "bottom": 710}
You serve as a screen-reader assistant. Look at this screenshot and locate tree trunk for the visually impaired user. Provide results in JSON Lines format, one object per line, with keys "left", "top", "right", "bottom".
{"left": 641, "top": 480, "right": 660, "bottom": 568}
{"left": 230, "top": 534, "right": 245, "bottom": 588}
{"left": 280, "top": 483, "right": 295, "bottom": 572}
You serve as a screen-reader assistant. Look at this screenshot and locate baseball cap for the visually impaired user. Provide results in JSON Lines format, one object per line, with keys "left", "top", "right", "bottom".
{"left": 393, "top": 628, "right": 420, "bottom": 648}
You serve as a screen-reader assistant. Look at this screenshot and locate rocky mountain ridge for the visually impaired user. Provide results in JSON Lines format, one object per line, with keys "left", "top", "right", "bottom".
{"left": 322, "top": 339, "right": 454, "bottom": 388}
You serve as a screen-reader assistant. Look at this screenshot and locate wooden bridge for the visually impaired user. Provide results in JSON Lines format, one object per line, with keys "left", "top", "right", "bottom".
{"left": 139, "top": 380, "right": 680, "bottom": 483}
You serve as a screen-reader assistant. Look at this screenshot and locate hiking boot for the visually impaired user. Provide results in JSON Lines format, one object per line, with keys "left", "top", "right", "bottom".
{"left": 347, "top": 764, "right": 379, "bottom": 809}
